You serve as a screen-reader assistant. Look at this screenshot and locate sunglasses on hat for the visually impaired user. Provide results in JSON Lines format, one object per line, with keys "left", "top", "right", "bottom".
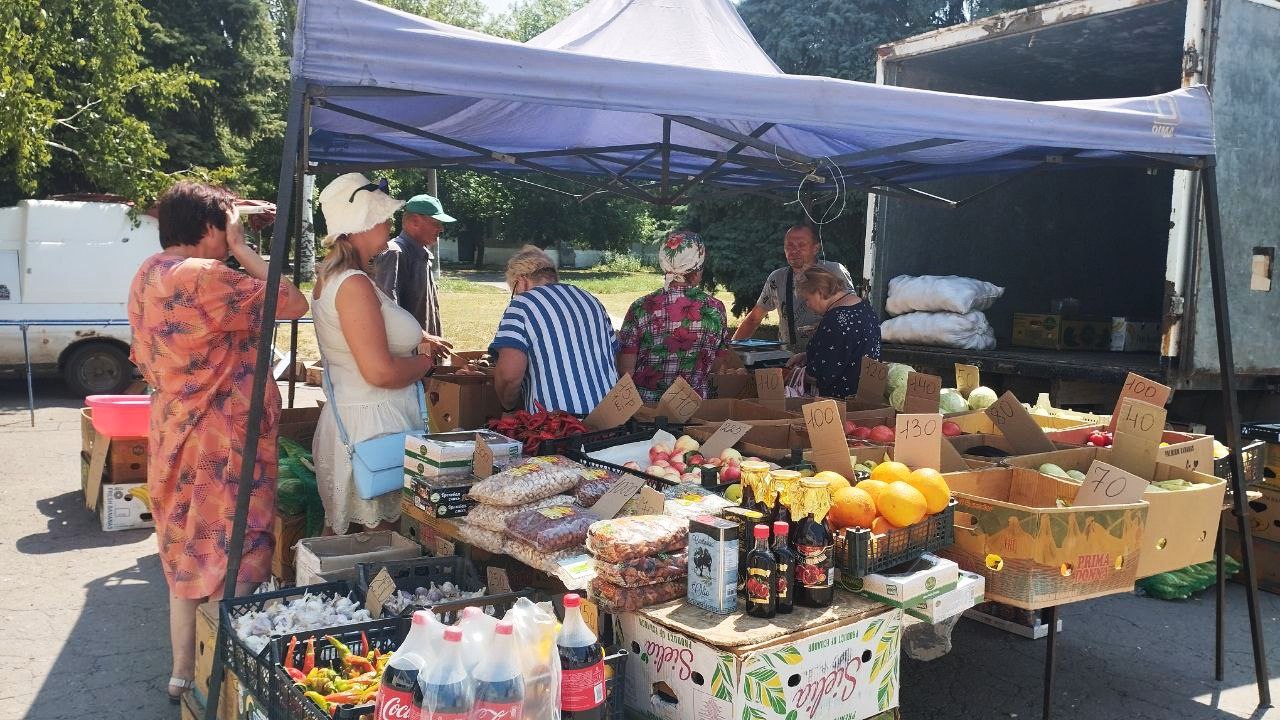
{"left": 348, "top": 177, "right": 390, "bottom": 203}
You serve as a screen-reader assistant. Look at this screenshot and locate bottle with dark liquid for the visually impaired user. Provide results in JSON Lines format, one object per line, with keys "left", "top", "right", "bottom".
{"left": 794, "top": 478, "right": 835, "bottom": 608}
{"left": 769, "top": 470, "right": 801, "bottom": 526}
{"left": 472, "top": 621, "right": 525, "bottom": 720}
{"left": 744, "top": 524, "right": 777, "bottom": 619}
{"left": 739, "top": 461, "right": 772, "bottom": 518}
{"left": 558, "top": 593, "right": 606, "bottom": 720}
{"left": 771, "top": 520, "right": 797, "bottom": 614}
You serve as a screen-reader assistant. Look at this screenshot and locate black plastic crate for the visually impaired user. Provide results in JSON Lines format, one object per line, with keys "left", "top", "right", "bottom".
{"left": 356, "top": 555, "right": 534, "bottom": 623}
{"left": 1216, "top": 440, "right": 1266, "bottom": 487}
{"left": 837, "top": 499, "right": 957, "bottom": 578}
{"left": 272, "top": 616, "right": 409, "bottom": 720}
{"left": 220, "top": 581, "right": 364, "bottom": 716}
{"left": 1242, "top": 422, "right": 1280, "bottom": 445}
{"left": 604, "top": 649, "right": 628, "bottom": 720}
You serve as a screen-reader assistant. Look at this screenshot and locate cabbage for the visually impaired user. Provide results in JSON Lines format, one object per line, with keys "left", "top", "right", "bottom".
{"left": 968, "top": 386, "right": 998, "bottom": 410}
{"left": 939, "top": 388, "right": 968, "bottom": 414}
{"left": 886, "top": 363, "right": 914, "bottom": 392}
{"left": 889, "top": 385, "right": 907, "bottom": 412}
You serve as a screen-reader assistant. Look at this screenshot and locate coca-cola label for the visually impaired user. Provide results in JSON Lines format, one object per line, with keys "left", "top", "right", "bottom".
{"left": 376, "top": 689, "right": 417, "bottom": 720}
{"left": 471, "top": 701, "right": 523, "bottom": 720}
{"left": 560, "top": 661, "right": 605, "bottom": 711}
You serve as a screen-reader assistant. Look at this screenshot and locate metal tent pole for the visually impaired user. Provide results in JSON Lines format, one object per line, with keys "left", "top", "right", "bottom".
{"left": 287, "top": 94, "right": 312, "bottom": 409}
{"left": 1200, "top": 164, "right": 1271, "bottom": 708}
{"left": 204, "top": 79, "right": 308, "bottom": 720}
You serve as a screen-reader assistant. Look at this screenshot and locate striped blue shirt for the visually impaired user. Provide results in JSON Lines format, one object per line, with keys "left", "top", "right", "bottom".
{"left": 489, "top": 283, "right": 620, "bottom": 414}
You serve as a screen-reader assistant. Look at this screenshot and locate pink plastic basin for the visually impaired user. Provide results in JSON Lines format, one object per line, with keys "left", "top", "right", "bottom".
{"left": 85, "top": 395, "right": 152, "bottom": 438}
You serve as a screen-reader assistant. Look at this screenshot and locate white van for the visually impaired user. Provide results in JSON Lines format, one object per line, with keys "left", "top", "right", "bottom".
{"left": 0, "top": 200, "right": 158, "bottom": 395}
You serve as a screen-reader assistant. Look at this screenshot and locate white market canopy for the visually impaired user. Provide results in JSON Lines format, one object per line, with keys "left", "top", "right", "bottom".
{"left": 295, "top": 0, "right": 1215, "bottom": 205}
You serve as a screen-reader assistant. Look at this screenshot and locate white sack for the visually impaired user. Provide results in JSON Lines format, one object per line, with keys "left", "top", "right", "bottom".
{"left": 880, "top": 311, "right": 997, "bottom": 350}
{"left": 885, "top": 275, "right": 1004, "bottom": 316}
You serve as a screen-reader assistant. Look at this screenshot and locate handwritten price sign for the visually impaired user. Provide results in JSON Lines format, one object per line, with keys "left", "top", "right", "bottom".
{"left": 700, "top": 419, "right": 752, "bottom": 458}
{"left": 984, "top": 391, "right": 1055, "bottom": 454}
{"left": 584, "top": 374, "right": 643, "bottom": 430}
{"left": 1075, "top": 460, "right": 1148, "bottom": 506}
{"left": 1110, "top": 398, "right": 1166, "bottom": 477}
{"left": 895, "top": 413, "right": 942, "bottom": 470}
{"left": 1110, "top": 373, "right": 1171, "bottom": 430}
{"left": 755, "top": 367, "right": 786, "bottom": 406}
{"left": 856, "top": 357, "right": 890, "bottom": 404}
{"left": 955, "top": 364, "right": 981, "bottom": 398}
{"left": 903, "top": 372, "right": 942, "bottom": 414}
{"left": 656, "top": 376, "right": 702, "bottom": 423}
{"left": 803, "top": 399, "right": 855, "bottom": 478}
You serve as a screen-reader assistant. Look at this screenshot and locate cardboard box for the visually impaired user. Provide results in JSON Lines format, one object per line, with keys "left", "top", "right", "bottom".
{"left": 1234, "top": 483, "right": 1280, "bottom": 544}
{"left": 440, "top": 350, "right": 493, "bottom": 371}
{"left": 937, "top": 467, "right": 1148, "bottom": 609}
{"left": 691, "top": 399, "right": 798, "bottom": 423}
{"left": 80, "top": 408, "right": 148, "bottom": 482}
{"left": 403, "top": 430, "right": 521, "bottom": 479}
{"left": 404, "top": 486, "right": 477, "bottom": 520}
{"left": 272, "top": 513, "right": 307, "bottom": 583}
{"left": 618, "top": 606, "right": 903, "bottom": 720}
{"left": 1222, "top": 530, "right": 1280, "bottom": 596}
{"left": 850, "top": 554, "right": 959, "bottom": 608}
{"left": 688, "top": 421, "right": 809, "bottom": 463}
{"left": 1011, "top": 314, "right": 1113, "bottom": 351}
{"left": 946, "top": 433, "right": 1074, "bottom": 460}
{"left": 99, "top": 482, "right": 154, "bottom": 531}
{"left": 946, "top": 409, "right": 1099, "bottom": 435}
{"left": 844, "top": 399, "right": 896, "bottom": 428}
{"left": 1110, "top": 318, "right": 1161, "bottom": 352}
{"left": 425, "top": 375, "right": 505, "bottom": 431}
{"left": 1005, "top": 446, "right": 1227, "bottom": 577}
{"left": 399, "top": 499, "right": 464, "bottom": 553}
{"left": 709, "top": 371, "right": 755, "bottom": 399}
{"left": 907, "top": 570, "right": 985, "bottom": 623}
{"left": 294, "top": 531, "right": 421, "bottom": 586}
{"left": 1047, "top": 426, "right": 1216, "bottom": 475}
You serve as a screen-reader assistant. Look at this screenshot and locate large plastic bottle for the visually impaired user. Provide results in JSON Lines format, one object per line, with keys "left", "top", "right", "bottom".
{"left": 419, "top": 627, "right": 474, "bottom": 720}
{"left": 556, "top": 594, "right": 606, "bottom": 720}
{"left": 471, "top": 620, "right": 526, "bottom": 720}
{"left": 374, "top": 610, "right": 435, "bottom": 720}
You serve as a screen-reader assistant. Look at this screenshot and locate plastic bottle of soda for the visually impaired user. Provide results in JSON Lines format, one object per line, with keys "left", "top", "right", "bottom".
{"left": 772, "top": 520, "right": 798, "bottom": 615}
{"left": 557, "top": 594, "right": 605, "bottom": 720}
{"left": 374, "top": 610, "right": 435, "bottom": 720}
{"left": 471, "top": 620, "right": 525, "bottom": 720}
{"left": 419, "top": 627, "right": 474, "bottom": 720}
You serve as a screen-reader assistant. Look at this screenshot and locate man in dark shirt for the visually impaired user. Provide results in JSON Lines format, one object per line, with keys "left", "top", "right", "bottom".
{"left": 373, "top": 194, "right": 455, "bottom": 347}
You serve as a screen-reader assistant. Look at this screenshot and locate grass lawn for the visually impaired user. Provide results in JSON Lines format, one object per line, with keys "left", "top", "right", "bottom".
{"left": 275, "top": 269, "right": 776, "bottom": 363}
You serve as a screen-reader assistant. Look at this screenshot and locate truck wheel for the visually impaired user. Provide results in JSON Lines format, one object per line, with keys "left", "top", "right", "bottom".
{"left": 64, "top": 343, "right": 134, "bottom": 396}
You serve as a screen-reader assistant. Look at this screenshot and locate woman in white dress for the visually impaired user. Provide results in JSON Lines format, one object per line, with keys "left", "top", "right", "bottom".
{"left": 312, "top": 174, "right": 441, "bottom": 533}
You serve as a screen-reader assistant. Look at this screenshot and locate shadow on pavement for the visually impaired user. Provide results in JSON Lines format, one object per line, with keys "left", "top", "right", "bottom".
{"left": 17, "top": 490, "right": 154, "bottom": 555}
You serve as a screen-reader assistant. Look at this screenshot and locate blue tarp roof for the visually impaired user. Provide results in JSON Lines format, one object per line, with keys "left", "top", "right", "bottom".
{"left": 295, "top": 0, "right": 1215, "bottom": 203}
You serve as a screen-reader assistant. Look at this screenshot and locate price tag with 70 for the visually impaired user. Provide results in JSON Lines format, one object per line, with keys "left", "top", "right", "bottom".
{"left": 1074, "top": 460, "right": 1148, "bottom": 506}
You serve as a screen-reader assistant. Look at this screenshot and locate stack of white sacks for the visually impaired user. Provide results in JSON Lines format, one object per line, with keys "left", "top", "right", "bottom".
{"left": 879, "top": 275, "right": 1003, "bottom": 349}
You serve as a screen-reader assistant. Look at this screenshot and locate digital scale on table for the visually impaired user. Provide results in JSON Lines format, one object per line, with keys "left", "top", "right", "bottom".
{"left": 730, "top": 339, "right": 792, "bottom": 368}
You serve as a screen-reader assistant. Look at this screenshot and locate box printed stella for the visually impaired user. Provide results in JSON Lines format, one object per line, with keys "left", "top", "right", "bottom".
{"left": 618, "top": 609, "right": 903, "bottom": 720}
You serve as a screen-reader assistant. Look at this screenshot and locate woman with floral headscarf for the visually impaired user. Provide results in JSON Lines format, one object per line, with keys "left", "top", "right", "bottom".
{"left": 618, "top": 230, "right": 729, "bottom": 402}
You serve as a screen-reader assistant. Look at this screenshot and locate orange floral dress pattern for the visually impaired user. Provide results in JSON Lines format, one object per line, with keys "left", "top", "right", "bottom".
{"left": 128, "top": 253, "right": 282, "bottom": 599}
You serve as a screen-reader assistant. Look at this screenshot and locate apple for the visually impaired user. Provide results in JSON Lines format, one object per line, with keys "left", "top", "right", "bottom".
{"left": 670, "top": 460, "right": 687, "bottom": 474}
{"left": 686, "top": 453, "right": 706, "bottom": 466}
{"left": 646, "top": 465, "right": 666, "bottom": 476}
{"left": 705, "top": 457, "right": 723, "bottom": 468}
{"left": 721, "top": 464, "right": 741, "bottom": 482}
{"left": 654, "top": 459, "right": 671, "bottom": 469}
{"left": 675, "top": 435, "right": 700, "bottom": 453}
{"left": 851, "top": 426, "right": 872, "bottom": 441}
{"left": 868, "top": 425, "right": 896, "bottom": 445}
{"left": 623, "top": 461, "right": 641, "bottom": 470}
{"left": 720, "top": 448, "right": 743, "bottom": 463}
{"left": 681, "top": 472, "right": 700, "bottom": 483}
{"left": 844, "top": 419, "right": 859, "bottom": 436}
{"left": 649, "top": 443, "right": 672, "bottom": 462}
{"left": 941, "top": 421, "right": 963, "bottom": 437}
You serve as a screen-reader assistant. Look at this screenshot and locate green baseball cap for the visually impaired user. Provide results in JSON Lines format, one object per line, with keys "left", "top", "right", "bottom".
{"left": 402, "top": 194, "right": 456, "bottom": 223}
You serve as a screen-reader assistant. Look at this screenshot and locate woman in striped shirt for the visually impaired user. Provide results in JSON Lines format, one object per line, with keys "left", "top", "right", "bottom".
{"left": 491, "top": 245, "right": 619, "bottom": 414}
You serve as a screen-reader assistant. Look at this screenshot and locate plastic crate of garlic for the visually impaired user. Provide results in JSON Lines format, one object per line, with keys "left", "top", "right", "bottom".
{"left": 232, "top": 592, "right": 370, "bottom": 655}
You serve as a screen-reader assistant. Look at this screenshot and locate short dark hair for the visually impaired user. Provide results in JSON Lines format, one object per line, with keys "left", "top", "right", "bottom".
{"left": 156, "top": 182, "right": 234, "bottom": 249}
{"left": 785, "top": 224, "right": 819, "bottom": 243}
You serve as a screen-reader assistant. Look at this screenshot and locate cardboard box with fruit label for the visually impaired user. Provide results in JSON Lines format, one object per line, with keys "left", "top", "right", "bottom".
{"left": 618, "top": 605, "right": 903, "bottom": 720}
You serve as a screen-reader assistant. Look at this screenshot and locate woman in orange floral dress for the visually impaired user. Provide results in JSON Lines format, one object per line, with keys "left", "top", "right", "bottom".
{"left": 127, "top": 182, "right": 310, "bottom": 702}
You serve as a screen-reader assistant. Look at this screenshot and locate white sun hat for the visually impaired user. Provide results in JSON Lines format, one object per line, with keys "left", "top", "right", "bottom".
{"left": 317, "top": 173, "right": 405, "bottom": 246}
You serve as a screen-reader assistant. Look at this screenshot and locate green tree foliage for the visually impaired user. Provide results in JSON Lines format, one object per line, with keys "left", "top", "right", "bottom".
{"left": 0, "top": 0, "right": 205, "bottom": 205}
{"left": 138, "top": 0, "right": 289, "bottom": 198}
{"left": 689, "top": 0, "right": 1041, "bottom": 314}
{"left": 487, "top": 0, "right": 587, "bottom": 41}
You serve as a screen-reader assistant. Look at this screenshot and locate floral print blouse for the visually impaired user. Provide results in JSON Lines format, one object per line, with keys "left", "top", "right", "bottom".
{"left": 618, "top": 285, "right": 729, "bottom": 402}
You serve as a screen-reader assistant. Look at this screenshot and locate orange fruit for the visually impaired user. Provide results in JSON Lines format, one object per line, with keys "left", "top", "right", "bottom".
{"left": 856, "top": 479, "right": 889, "bottom": 504}
{"left": 904, "top": 468, "right": 952, "bottom": 514}
{"left": 829, "top": 487, "right": 877, "bottom": 530}
{"left": 870, "top": 516, "right": 893, "bottom": 536}
{"left": 877, "top": 481, "right": 928, "bottom": 528}
{"left": 821, "top": 473, "right": 852, "bottom": 494}
{"left": 869, "top": 461, "right": 911, "bottom": 484}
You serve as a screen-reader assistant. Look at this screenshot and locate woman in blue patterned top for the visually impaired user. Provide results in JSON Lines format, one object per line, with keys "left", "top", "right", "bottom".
{"left": 786, "top": 265, "right": 881, "bottom": 398}
{"left": 491, "top": 245, "right": 619, "bottom": 414}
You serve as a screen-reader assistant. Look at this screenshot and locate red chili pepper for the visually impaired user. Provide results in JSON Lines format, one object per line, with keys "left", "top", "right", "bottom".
{"left": 360, "top": 631, "right": 369, "bottom": 659}
{"left": 285, "top": 666, "right": 306, "bottom": 684}
{"left": 284, "top": 635, "right": 298, "bottom": 670}
{"left": 303, "top": 636, "right": 316, "bottom": 675}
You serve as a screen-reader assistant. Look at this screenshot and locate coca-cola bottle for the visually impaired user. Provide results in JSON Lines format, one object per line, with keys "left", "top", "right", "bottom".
{"left": 374, "top": 610, "right": 434, "bottom": 720}
{"left": 557, "top": 594, "right": 605, "bottom": 720}
{"left": 471, "top": 620, "right": 525, "bottom": 720}
{"left": 420, "top": 627, "right": 474, "bottom": 720}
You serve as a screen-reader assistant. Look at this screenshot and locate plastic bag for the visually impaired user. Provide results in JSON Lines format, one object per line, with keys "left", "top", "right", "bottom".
{"left": 573, "top": 468, "right": 625, "bottom": 507}
{"left": 885, "top": 274, "right": 1004, "bottom": 316}
{"left": 880, "top": 311, "right": 997, "bottom": 350}
{"left": 903, "top": 614, "right": 962, "bottom": 661}
{"left": 468, "top": 456, "right": 587, "bottom": 506}
{"left": 456, "top": 605, "right": 499, "bottom": 674}
{"left": 587, "top": 515, "right": 688, "bottom": 564}
{"left": 456, "top": 522, "right": 508, "bottom": 555}
{"left": 504, "top": 598, "right": 561, "bottom": 720}
{"left": 469, "top": 494, "right": 574, "bottom": 534}
{"left": 594, "top": 551, "right": 687, "bottom": 588}
{"left": 504, "top": 503, "right": 600, "bottom": 552}
{"left": 278, "top": 436, "right": 325, "bottom": 537}
{"left": 662, "top": 485, "right": 734, "bottom": 519}
{"left": 505, "top": 541, "right": 593, "bottom": 590}
{"left": 589, "top": 577, "right": 686, "bottom": 612}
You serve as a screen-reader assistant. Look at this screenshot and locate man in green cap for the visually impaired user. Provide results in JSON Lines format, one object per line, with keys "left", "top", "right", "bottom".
{"left": 373, "top": 194, "right": 456, "bottom": 342}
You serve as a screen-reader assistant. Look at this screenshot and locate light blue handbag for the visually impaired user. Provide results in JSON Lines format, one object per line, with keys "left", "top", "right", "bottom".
{"left": 323, "top": 365, "right": 428, "bottom": 499}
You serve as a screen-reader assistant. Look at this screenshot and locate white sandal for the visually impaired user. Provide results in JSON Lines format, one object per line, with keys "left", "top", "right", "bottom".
{"left": 167, "top": 677, "right": 194, "bottom": 705}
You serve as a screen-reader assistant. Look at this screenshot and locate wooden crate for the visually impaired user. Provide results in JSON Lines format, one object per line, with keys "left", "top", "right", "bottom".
{"left": 272, "top": 512, "right": 308, "bottom": 583}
